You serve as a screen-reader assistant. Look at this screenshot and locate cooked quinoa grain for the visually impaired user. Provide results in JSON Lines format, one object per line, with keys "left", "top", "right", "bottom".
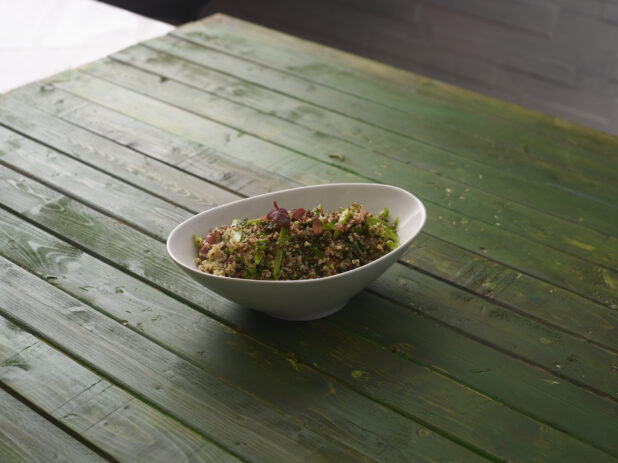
{"left": 193, "top": 202, "right": 399, "bottom": 280}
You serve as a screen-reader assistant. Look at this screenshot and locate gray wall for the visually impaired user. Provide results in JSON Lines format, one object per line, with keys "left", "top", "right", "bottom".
{"left": 201, "top": 0, "right": 618, "bottom": 136}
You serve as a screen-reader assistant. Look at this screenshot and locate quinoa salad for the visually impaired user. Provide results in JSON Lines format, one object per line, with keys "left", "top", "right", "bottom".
{"left": 193, "top": 202, "right": 399, "bottom": 280}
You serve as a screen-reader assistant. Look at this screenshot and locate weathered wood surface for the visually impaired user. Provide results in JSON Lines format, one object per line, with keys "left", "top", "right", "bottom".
{"left": 175, "top": 15, "right": 618, "bottom": 169}
{"left": 2, "top": 169, "right": 616, "bottom": 460}
{"left": 0, "top": 318, "right": 240, "bottom": 463}
{"left": 1, "top": 131, "right": 615, "bottom": 402}
{"left": 0, "top": 387, "right": 107, "bottom": 463}
{"left": 22, "top": 70, "right": 617, "bottom": 309}
{"left": 0, "top": 13, "right": 617, "bottom": 463}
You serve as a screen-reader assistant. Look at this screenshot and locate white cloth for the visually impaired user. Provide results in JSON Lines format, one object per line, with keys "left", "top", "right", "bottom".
{"left": 0, "top": 0, "right": 173, "bottom": 93}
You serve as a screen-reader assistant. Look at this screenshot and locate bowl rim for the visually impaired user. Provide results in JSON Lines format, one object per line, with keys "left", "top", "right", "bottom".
{"left": 167, "top": 183, "right": 426, "bottom": 285}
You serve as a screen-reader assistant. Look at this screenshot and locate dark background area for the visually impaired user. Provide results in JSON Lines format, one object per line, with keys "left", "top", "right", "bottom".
{"left": 99, "top": 0, "right": 618, "bottom": 136}
{"left": 101, "top": 0, "right": 211, "bottom": 24}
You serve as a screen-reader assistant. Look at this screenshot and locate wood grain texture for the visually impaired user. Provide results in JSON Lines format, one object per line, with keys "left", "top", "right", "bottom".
{"left": 0, "top": 319, "right": 240, "bottom": 463}
{"left": 0, "top": 257, "right": 369, "bottom": 463}
{"left": 180, "top": 15, "right": 618, "bottom": 167}
{"left": 129, "top": 37, "right": 618, "bottom": 225}
{"left": 79, "top": 56, "right": 618, "bottom": 256}
{"left": 144, "top": 33, "right": 618, "bottom": 203}
{"left": 0, "top": 101, "right": 240, "bottom": 213}
{"left": 150, "top": 31, "right": 618, "bottom": 193}
{"left": 102, "top": 45, "right": 618, "bottom": 272}
{"left": 1, "top": 164, "right": 616, "bottom": 459}
{"left": 0, "top": 319, "right": 39, "bottom": 361}
{"left": 0, "top": 387, "right": 107, "bottom": 463}
{"left": 0, "top": 90, "right": 298, "bottom": 199}
{"left": 1, "top": 135, "right": 615, "bottom": 400}
{"left": 24, "top": 70, "right": 617, "bottom": 310}
{"left": 0, "top": 124, "right": 191, "bottom": 241}
{"left": 10, "top": 85, "right": 616, "bottom": 350}
{"left": 31, "top": 73, "right": 362, "bottom": 188}
{"left": 403, "top": 235, "right": 618, "bottom": 350}
{"left": 0, "top": 200, "right": 485, "bottom": 463}
{"left": 370, "top": 265, "right": 618, "bottom": 398}
{"left": 1, "top": 211, "right": 615, "bottom": 463}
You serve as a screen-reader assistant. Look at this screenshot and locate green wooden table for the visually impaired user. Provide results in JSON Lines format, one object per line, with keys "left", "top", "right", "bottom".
{"left": 1, "top": 13, "right": 617, "bottom": 463}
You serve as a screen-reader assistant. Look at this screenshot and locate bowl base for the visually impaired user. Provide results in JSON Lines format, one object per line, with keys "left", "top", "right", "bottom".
{"left": 261, "top": 303, "right": 347, "bottom": 321}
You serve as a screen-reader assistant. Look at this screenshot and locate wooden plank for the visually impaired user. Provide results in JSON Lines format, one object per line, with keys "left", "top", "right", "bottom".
{"left": 2, "top": 17, "right": 615, "bottom": 463}
{"left": 79, "top": 57, "right": 618, "bottom": 252}
{"left": 0, "top": 101, "right": 241, "bottom": 213}
{"left": 0, "top": 124, "right": 193, "bottom": 241}
{"left": 2, "top": 98, "right": 613, "bottom": 358}
{"left": 370, "top": 265, "right": 618, "bottom": 398}
{"left": 79, "top": 394, "right": 236, "bottom": 463}
{"left": 181, "top": 15, "right": 618, "bottom": 164}
{"left": 0, "top": 387, "right": 107, "bottom": 463}
{"left": 331, "top": 293, "right": 618, "bottom": 455}
{"left": 13, "top": 86, "right": 617, "bottom": 348}
{"left": 403, "top": 235, "right": 618, "bottom": 350}
{"left": 2, "top": 167, "right": 617, "bottom": 458}
{"left": 137, "top": 36, "right": 618, "bottom": 215}
{"left": 0, "top": 90, "right": 298, "bottom": 199}
{"left": 26, "top": 78, "right": 362, "bottom": 189}
{"left": 173, "top": 16, "right": 618, "bottom": 177}
{"left": 29, "top": 72, "right": 617, "bottom": 308}
{"left": 0, "top": 199, "right": 485, "bottom": 463}
{"left": 0, "top": 257, "right": 370, "bottom": 463}
{"left": 421, "top": 206, "right": 617, "bottom": 309}
{"left": 211, "top": 9, "right": 618, "bottom": 162}
{"left": 0, "top": 318, "right": 40, "bottom": 361}
{"left": 146, "top": 32, "right": 618, "bottom": 203}
{"left": 0, "top": 319, "right": 240, "bottom": 463}
{"left": 2, "top": 94, "right": 612, "bottom": 338}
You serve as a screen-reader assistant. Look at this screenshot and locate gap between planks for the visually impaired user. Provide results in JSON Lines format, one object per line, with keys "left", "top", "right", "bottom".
{"left": 3, "top": 88, "right": 615, "bottom": 348}
{"left": 0, "top": 314, "right": 250, "bottom": 463}
{"left": 0, "top": 250, "right": 486, "bottom": 463}
{"left": 0, "top": 111, "right": 615, "bottom": 363}
{"left": 0, "top": 377, "right": 120, "bottom": 463}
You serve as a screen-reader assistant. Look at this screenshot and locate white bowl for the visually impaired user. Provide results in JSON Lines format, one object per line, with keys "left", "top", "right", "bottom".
{"left": 167, "top": 183, "right": 426, "bottom": 321}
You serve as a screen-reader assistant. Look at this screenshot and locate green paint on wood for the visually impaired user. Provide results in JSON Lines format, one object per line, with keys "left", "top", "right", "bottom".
{"left": 10, "top": 84, "right": 616, "bottom": 337}
{"left": 1, "top": 166, "right": 616, "bottom": 459}
{"left": 2, "top": 151, "right": 615, "bottom": 397}
{"left": 0, "top": 387, "right": 106, "bottom": 462}
{"left": 370, "top": 264, "right": 617, "bottom": 398}
{"left": 0, "top": 257, "right": 369, "bottom": 463}
{"left": 23, "top": 72, "right": 617, "bottom": 308}
{"left": 0, "top": 209, "right": 483, "bottom": 463}
{"left": 79, "top": 57, "right": 618, "bottom": 250}
{"left": 133, "top": 37, "right": 618, "bottom": 227}
{"left": 177, "top": 15, "right": 618, "bottom": 172}
{"left": 0, "top": 319, "right": 242, "bottom": 463}
{"left": 1, "top": 88, "right": 299, "bottom": 198}
{"left": 2, "top": 20, "right": 617, "bottom": 462}
{"left": 403, "top": 235, "right": 618, "bottom": 349}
